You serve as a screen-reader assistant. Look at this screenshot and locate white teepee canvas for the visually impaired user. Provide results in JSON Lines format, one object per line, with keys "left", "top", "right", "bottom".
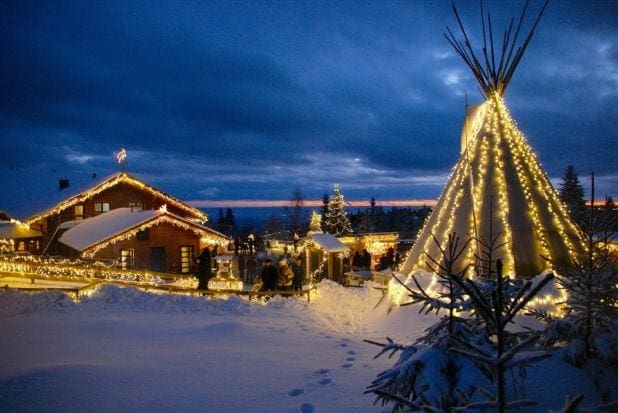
{"left": 400, "top": 1, "right": 586, "bottom": 277}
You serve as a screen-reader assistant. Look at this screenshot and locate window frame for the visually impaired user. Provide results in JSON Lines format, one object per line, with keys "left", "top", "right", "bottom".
{"left": 180, "top": 245, "right": 193, "bottom": 273}
{"left": 120, "top": 249, "right": 134, "bottom": 269}
{"left": 94, "top": 202, "right": 111, "bottom": 213}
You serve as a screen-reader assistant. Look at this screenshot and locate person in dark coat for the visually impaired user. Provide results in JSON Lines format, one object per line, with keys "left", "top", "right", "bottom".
{"left": 352, "top": 251, "right": 363, "bottom": 270}
{"left": 197, "top": 247, "right": 212, "bottom": 290}
{"left": 260, "top": 258, "right": 278, "bottom": 291}
{"left": 291, "top": 256, "right": 304, "bottom": 291}
{"left": 361, "top": 249, "right": 372, "bottom": 270}
{"left": 246, "top": 256, "right": 258, "bottom": 283}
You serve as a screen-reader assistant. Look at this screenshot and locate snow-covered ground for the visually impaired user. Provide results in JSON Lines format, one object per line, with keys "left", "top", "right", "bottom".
{"left": 0, "top": 280, "right": 613, "bottom": 412}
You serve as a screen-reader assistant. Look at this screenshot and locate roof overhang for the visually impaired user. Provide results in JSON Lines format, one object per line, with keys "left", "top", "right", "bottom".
{"left": 0, "top": 221, "right": 43, "bottom": 239}
{"left": 26, "top": 172, "right": 207, "bottom": 225}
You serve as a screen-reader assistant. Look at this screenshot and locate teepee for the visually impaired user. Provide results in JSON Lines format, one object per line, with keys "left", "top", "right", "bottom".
{"left": 400, "top": 1, "right": 586, "bottom": 277}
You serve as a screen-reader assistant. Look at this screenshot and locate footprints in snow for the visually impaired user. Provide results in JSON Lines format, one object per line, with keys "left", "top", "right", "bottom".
{"left": 341, "top": 342, "right": 357, "bottom": 368}
{"left": 300, "top": 403, "right": 315, "bottom": 413}
{"left": 288, "top": 339, "right": 359, "bottom": 411}
{"left": 318, "top": 377, "right": 332, "bottom": 385}
{"left": 288, "top": 388, "right": 304, "bottom": 397}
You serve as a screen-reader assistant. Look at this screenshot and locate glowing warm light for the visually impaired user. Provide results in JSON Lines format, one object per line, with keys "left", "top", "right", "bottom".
{"left": 0, "top": 254, "right": 196, "bottom": 287}
{"left": 403, "top": 94, "right": 586, "bottom": 278}
{"left": 9, "top": 218, "right": 31, "bottom": 230}
{"left": 207, "top": 255, "right": 243, "bottom": 291}
{"left": 116, "top": 148, "right": 127, "bottom": 164}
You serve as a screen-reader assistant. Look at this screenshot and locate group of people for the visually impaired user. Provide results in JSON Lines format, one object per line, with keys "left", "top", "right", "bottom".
{"left": 347, "top": 246, "right": 400, "bottom": 272}
{"left": 259, "top": 255, "right": 304, "bottom": 292}
{"left": 347, "top": 248, "right": 373, "bottom": 271}
{"left": 195, "top": 244, "right": 305, "bottom": 292}
{"left": 377, "top": 247, "right": 400, "bottom": 271}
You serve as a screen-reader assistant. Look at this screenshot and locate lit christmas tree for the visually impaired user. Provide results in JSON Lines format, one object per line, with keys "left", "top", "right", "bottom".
{"left": 308, "top": 211, "right": 322, "bottom": 234}
{"left": 323, "top": 184, "right": 353, "bottom": 236}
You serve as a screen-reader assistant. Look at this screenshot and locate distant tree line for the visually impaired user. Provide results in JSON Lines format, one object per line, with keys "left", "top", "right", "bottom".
{"left": 210, "top": 164, "right": 618, "bottom": 242}
{"left": 208, "top": 186, "right": 432, "bottom": 242}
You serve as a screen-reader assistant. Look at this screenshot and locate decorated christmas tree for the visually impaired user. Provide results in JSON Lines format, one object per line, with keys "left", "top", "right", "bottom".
{"left": 308, "top": 211, "right": 322, "bottom": 234}
{"left": 323, "top": 184, "right": 353, "bottom": 236}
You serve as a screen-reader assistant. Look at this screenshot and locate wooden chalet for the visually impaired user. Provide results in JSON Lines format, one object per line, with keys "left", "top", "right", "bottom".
{"left": 58, "top": 207, "right": 229, "bottom": 273}
{"left": 24, "top": 172, "right": 208, "bottom": 255}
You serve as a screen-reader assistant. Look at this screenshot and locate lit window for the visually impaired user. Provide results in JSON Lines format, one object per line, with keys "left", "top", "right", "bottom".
{"left": 129, "top": 202, "right": 143, "bottom": 211}
{"left": 74, "top": 205, "right": 84, "bottom": 220}
{"left": 121, "top": 249, "right": 134, "bottom": 269}
{"left": 180, "top": 246, "right": 193, "bottom": 273}
{"left": 94, "top": 202, "right": 110, "bottom": 213}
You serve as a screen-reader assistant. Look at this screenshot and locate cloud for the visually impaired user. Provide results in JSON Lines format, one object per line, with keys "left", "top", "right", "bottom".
{"left": 0, "top": 0, "right": 615, "bottom": 215}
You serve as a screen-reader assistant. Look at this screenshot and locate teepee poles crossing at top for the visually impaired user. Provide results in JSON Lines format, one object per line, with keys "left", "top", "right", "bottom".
{"left": 444, "top": 0, "right": 550, "bottom": 97}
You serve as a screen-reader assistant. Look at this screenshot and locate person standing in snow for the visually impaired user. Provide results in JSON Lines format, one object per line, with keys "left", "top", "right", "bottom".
{"left": 260, "top": 258, "right": 278, "bottom": 291}
{"left": 246, "top": 256, "right": 258, "bottom": 283}
{"left": 291, "top": 256, "right": 304, "bottom": 291}
{"left": 361, "top": 249, "right": 372, "bottom": 270}
{"left": 238, "top": 255, "right": 246, "bottom": 282}
{"left": 247, "top": 232, "right": 255, "bottom": 255}
{"left": 277, "top": 259, "right": 293, "bottom": 291}
{"left": 197, "top": 247, "right": 212, "bottom": 290}
{"left": 352, "top": 250, "right": 363, "bottom": 270}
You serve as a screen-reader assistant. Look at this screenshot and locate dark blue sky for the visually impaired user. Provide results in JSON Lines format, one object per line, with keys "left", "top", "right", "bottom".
{"left": 1, "top": 0, "right": 616, "bottom": 218}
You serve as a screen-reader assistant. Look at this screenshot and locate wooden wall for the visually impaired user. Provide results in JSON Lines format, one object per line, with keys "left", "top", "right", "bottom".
{"left": 92, "top": 221, "right": 201, "bottom": 273}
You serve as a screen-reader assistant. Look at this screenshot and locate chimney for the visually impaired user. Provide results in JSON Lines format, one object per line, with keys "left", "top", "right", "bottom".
{"left": 59, "top": 178, "right": 69, "bottom": 191}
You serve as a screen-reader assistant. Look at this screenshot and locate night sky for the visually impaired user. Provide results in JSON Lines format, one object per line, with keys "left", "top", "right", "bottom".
{"left": 1, "top": 0, "right": 616, "bottom": 218}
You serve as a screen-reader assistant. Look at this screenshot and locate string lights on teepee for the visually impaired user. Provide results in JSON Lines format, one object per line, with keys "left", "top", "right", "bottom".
{"left": 400, "top": 0, "right": 586, "bottom": 278}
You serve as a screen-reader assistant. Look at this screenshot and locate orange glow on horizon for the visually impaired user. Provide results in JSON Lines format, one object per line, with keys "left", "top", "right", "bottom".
{"left": 188, "top": 199, "right": 437, "bottom": 208}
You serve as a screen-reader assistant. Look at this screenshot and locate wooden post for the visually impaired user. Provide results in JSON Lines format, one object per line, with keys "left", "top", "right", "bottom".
{"left": 304, "top": 248, "right": 311, "bottom": 282}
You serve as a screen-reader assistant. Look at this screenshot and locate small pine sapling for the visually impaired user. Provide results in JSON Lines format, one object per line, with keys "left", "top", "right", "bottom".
{"left": 449, "top": 259, "right": 554, "bottom": 413}
{"left": 366, "top": 232, "right": 488, "bottom": 411}
{"left": 539, "top": 172, "right": 618, "bottom": 366}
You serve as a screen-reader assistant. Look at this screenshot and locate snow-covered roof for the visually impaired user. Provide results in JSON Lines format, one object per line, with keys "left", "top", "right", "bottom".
{"left": 25, "top": 172, "right": 206, "bottom": 224}
{"left": 59, "top": 207, "right": 228, "bottom": 252}
{"left": 0, "top": 221, "right": 43, "bottom": 239}
{"left": 307, "top": 233, "right": 350, "bottom": 253}
{"left": 59, "top": 208, "right": 162, "bottom": 251}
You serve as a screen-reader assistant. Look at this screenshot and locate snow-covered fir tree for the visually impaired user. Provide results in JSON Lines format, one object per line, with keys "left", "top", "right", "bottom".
{"left": 368, "top": 232, "right": 554, "bottom": 412}
{"left": 322, "top": 184, "right": 353, "bottom": 236}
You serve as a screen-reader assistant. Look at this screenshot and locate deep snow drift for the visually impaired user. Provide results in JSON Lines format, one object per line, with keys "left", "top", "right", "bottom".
{"left": 0, "top": 280, "right": 613, "bottom": 412}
